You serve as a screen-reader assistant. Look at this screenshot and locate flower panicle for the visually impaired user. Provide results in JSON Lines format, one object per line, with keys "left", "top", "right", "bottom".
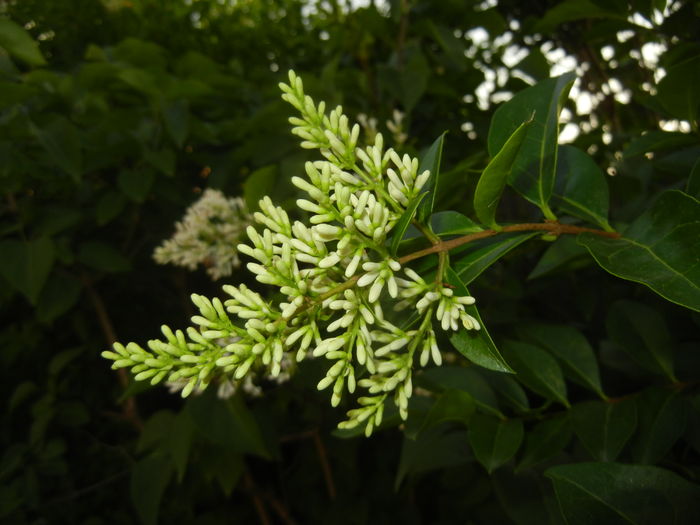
{"left": 102, "top": 69, "right": 481, "bottom": 438}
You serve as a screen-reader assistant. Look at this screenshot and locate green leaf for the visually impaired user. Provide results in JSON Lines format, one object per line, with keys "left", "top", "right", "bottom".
{"left": 553, "top": 145, "right": 612, "bottom": 230}
{"left": 488, "top": 73, "right": 576, "bottom": 220}
{"left": 399, "top": 48, "right": 429, "bottom": 113}
{"left": 143, "top": 149, "right": 175, "bottom": 177}
{"left": 118, "top": 169, "right": 155, "bottom": 202}
{"left": 579, "top": 190, "right": 700, "bottom": 312}
{"left": 395, "top": 426, "right": 470, "bottom": 489}
{"left": 516, "top": 323, "right": 604, "bottom": 397}
{"left": 483, "top": 371, "right": 531, "bottom": 413}
{"left": 446, "top": 268, "right": 514, "bottom": 373}
{"left": 631, "top": 387, "right": 687, "bottom": 464}
{"left": 130, "top": 453, "right": 173, "bottom": 525}
{"left": 623, "top": 130, "right": 698, "bottom": 159}
{"left": 416, "top": 132, "right": 446, "bottom": 224}
{"left": 36, "top": 273, "right": 82, "bottom": 323}
{"left": 162, "top": 99, "right": 190, "bottom": 147}
{"left": 186, "top": 391, "right": 270, "bottom": 459}
{"left": 474, "top": 118, "right": 532, "bottom": 229}
{"left": 571, "top": 400, "right": 637, "bottom": 461}
{"left": 502, "top": 341, "right": 569, "bottom": 407}
{"left": 0, "top": 237, "right": 55, "bottom": 304}
{"left": 78, "top": 241, "right": 131, "bottom": 273}
{"left": 95, "top": 191, "right": 127, "bottom": 225}
{"left": 493, "top": 469, "right": 566, "bottom": 525}
{"left": 244, "top": 165, "right": 277, "bottom": 210}
{"left": 657, "top": 54, "right": 700, "bottom": 121}
{"left": 468, "top": 414, "right": 524, "bottom": 473}
{"left": 518, "top": 415, "right": 572, "bottom": 471}
{"left": 546, "top": 462, "right": 700, "bottom": 525}
{"left": 32, "top": 116, "right": 83, "bottom": 181}
{"left": 607, "top": 300, "right": 676, "bottom": 380}
{"left": 418, "top": 366, "right": 502, "bottom": 417}
{"left": 528, "top": 235, "right": 589, "bottom": 280}
{"left": 409, "top": 389, "right": 475, "bottom": 439}
{"left": 534, "top": 0, "right": 625, "bottom": 33}
{"left": 390, "top": 192, "right": 427, "bottom": 256}
{"left": 0, "top": 18, "right": 47, "bottom": 66}
{"left": 452, "top": 232, "right": 538, "bottom": 285}
{"left": 430, "top": 211, "right": 483, "bottom": 236}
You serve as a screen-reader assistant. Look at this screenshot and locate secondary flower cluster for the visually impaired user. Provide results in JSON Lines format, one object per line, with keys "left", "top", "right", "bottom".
{"left": 103, "top": 70, "right": 480, "bottom": 436}
{"left": 153, "top": 189, "right": 252, "bottom": 280}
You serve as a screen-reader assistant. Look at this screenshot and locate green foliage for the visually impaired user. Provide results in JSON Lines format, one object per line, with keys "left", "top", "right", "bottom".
{"left": 2, "top": 0, "right": 700, "bottom": 523}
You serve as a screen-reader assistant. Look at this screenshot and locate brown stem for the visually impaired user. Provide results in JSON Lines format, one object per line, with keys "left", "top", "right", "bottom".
{"left": 399, "top": 222, "right": 620, "bottom": 265}
{"left": 243, "top": 470, "right": 272, "bottom": 525}
{"left": 82, "top": 274, "right": 143, "bottom": 431}
{"left": 312, "top": 429, "right": 337, "bottom": 500}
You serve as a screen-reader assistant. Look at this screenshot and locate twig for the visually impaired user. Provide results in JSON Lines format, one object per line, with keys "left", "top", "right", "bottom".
{"left": 398, "top": 222, "right": 620, "bottom": 264}
{"left": 312, "top": 429, "right": 337, "bottom": 500}
{"left": 243, "top": 470, "right": 272, "bottom": 525}
{"left": 82, "top": 274, "right": 143, "bottom": 431}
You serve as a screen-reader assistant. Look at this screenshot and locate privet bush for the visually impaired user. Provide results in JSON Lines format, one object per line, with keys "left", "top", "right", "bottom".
{"left": 3, "top": 1, "right": 700, "bottom": 523}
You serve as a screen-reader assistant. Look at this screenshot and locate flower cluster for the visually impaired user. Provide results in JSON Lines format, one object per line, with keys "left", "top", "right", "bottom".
{"left": 103, "top": 70, "right": 480, "bottom": 436}
{"left": 153, "top": 189, "right": 252, "bottom": 280}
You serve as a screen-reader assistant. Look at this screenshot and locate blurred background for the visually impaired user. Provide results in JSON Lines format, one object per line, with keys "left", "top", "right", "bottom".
{"left": 1, "top": 0, "right": 698, "bottom": 523}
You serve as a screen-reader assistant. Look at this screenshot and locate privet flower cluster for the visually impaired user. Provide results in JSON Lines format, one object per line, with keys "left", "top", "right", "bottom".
{"left": 153, "top": 189, "right": 252, "bottom": 280}
{"left": 103, "top": 70, "right": 480, "bottom": 436}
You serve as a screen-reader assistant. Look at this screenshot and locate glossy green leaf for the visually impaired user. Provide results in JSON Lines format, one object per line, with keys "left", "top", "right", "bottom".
{"left": 518, "top": 415, "right": 572, "bottom": 471}
{"left": 447, "top": 268, "right": 514, "bottom": 373}
{"left": 419, "top": 366, "right": 502, "bottom": 417}
{"left": 623, "top": 130, "right": 698, "bottom": 159}
{"left": 468, "top": 414, "right": 524, "bottom": 473}
{"left": 130, "top": 453, "right": 173, "bottom": 525}
{"left": 553, "top": 145, "right": 612, "bottom": 230}
{"left": 483, "top": 371, "right": 531, "bottom": 413}
{"left": 546, "top": 462, "right": 700, "bottom": 525}
{"left": 517, "top": 323, "right": 604, "bottom": 397}
{"left": 474, "top": 118, "right": 532, "bottom": 229}
{"left": 657, "top": 54, "right": 700, "bottom": 121}
{"left": 488, "top": 73, "right": 576, "bottom": 219}
{"left": 416, "top": 132, "right": 446, "bottom": 223}
{"left": 579, "top": 190, "right": 700, "bottom": 312}
{"left": 430, "top": 211, "right": 483, "bottom": 236}
{"left": 33, "top": 116, "right": 83, "bottom": 181}
{"left": 0, "top": 237, "right": 55, "bottom": 304}
{"left": 534, "top": 0, "right": 624, "bottom": 33}
{"left": 390, "top": 192, "right": 426, "bottom": 256}
{"left": 395, "top": 426, "right": 470, "bottom": 489}
{"left": 527, "top": 235, "right": 589, "bottom": 280}
{"left": 413, "top": 389, "right": 475, "bottom": 438}
{"left": 493, "top": 469, "right": 566, "bottom": 525}
{"left": 0, "top": 18, "right": 47, "bottom": 66}
{"left": 452, "top": 232, "right": 538, "bottom": 285}
{"left": 186, "top": 391, "right": 270, "bottom": 459}
{"left": 632, "top": 387, "right": 687, "bottom": 464}
{"left": 606, "top": 300, "right": 676, "bottom": 380}
{"left": 571, "top": 400, "right": 637, "bottom": 461}
{"left": 502, "top": 341, "right": 569, "bottom": 407}
{"left": 78, "top": 241, "right": 131, "bottom": 273}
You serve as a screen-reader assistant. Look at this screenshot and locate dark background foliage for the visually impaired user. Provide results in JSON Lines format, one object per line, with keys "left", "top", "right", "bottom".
{"left": 1, "top": 0, "right": 699, "bottom": 523}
